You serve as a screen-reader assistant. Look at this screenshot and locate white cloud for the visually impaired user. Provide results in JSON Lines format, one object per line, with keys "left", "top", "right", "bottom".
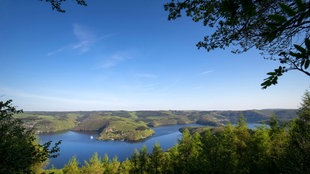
{"left": 47, "top": 24, "right": 113, "bottom": 56}
{"left": 47, "top": 46, "right": 67, "bottom": 56}
{"left": 72, "top": 24, "right": 96, "bottom": 53}
{"left": 199, "top": 70, "right": 214, "bottom": 76}
{"left": 73, "top": 24, "right": 95, "bottom": 42}
{"left": 100, "top": 52, "right": 132, "bottom": 68}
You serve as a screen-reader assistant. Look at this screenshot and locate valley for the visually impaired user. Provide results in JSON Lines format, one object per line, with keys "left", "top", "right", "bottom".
{"left": 15, "top": 109, "right": 297, "bottom": 142}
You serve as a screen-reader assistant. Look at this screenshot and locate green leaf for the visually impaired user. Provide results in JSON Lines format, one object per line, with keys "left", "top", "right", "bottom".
{"left": 301, "top": 58, "right": 305, "bottom": 67}
{"left": 266, "top": 22, "right": 278, "bottom": 30}
{"left": 261, "top": 82, "right": 267, "bottom": 87}
{"left": 305, "top": 59, "right": 310, "bottom": 69}
{"left": 280, "top": 3, "right": 297, "bottom": 16}
{"left": 261, "top": 67, "right": 285, "bottom": 89}
{"left": 267, "top": 72, "right": 276, "bottom": 75}
{"left": 289, "top": 51, "right": 304, "bottom": 58}
{"left": 296, "top": 0, "right": 306, "bottom": 12}
{"left": 294, "top": 44, "right": 307, "bottom": 54}
{"left": 269, "top": 14, "right": 287, "bottom": 23}
{"left": 305, "top": 38, "right": 310, "bottom": 50}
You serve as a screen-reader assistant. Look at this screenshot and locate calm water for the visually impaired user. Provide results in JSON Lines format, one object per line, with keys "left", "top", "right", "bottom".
{"left": 39, "top": 123, "right": 263, "bottom": 169}
{"left": 39, "top": 124, "right": 197, "bottom": 168}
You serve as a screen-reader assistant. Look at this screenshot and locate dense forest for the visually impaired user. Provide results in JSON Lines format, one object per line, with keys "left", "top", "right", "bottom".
{"left": 2, "top": 93, "right": 308, "bottom": 174}
{"left": 37, "top": 92, "right": 309, "bottom": 174}
{"left": 1, "top": 94, "right": 309, "bottom": 173}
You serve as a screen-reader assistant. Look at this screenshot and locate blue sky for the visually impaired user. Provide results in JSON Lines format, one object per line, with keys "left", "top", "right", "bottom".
{"left": 0, "top": 0, "right": 309, "bottom": 111}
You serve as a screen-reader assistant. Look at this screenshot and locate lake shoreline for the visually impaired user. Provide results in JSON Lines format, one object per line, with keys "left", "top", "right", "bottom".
{"left": 40, "top": 123, "right": 264, "bottom": 169}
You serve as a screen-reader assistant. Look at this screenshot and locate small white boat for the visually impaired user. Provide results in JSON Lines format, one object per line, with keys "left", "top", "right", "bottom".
{"left": 90, "top": 136, "right": 94, "bottom": 139}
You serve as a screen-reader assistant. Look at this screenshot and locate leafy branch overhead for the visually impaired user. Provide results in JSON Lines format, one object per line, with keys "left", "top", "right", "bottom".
{"left": 262, "top": 38, "right": 310, "bottom": 89}
{"left": 42, "top": 0, "right": 87, "bottom": 13}
{"left": 165, "top": 0, "right": 310, "bottom": 88}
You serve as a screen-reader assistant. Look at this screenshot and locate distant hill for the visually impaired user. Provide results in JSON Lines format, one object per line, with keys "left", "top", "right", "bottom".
{"left": 216, "top": 109, "right": 297, "bottom": 124}
{"left": 15, "top": 109, "right": 297, "bottom": 141}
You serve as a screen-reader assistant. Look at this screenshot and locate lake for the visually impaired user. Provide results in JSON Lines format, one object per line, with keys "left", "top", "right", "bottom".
{"left": 39, "top": 123, "right": 264, "bottom": 169}
{"left": 39, "top": 124, "right": 197, "bottom": 168}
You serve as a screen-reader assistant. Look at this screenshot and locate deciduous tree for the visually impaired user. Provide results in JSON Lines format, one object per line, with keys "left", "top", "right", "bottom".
{"left": 41, "top": 0, "right": 87, "bottom": 13}
{"left": 164, "top": 0, "right": 310, "bottom": 88}
{"left": 0, "top": 99, "right": 61, "bottom": 174}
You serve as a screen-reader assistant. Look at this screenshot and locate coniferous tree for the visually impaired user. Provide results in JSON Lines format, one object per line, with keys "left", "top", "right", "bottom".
{"left": 81, "top": 153, "right": 103, "bottom": 174}
{"left": 165, "top": 145, "right": 179, "bottom": 174}
{"left": 150, "top": 142, "right": 163, "bottom": 174}
{"left": 178, "top": 129, "right": 192, "bottom": 173}
{"left": 118, "top": 159, "right": 132, "bottom": 174}
{"left": 63, "top": 156, "right": 80, "bottom": 174}
{"left": 284, "top": 91, "right": 310, "bottom": 173}
{"left": 248, "top": 126, "right": 272, "bottom": 173}
{"left": 200, "top": 129, "right": 213, "bottom": 173}
{"left": 218, "top": 125, "right": 239, "bottom": 173}
{"left": 102, "top": 154, "right": 109, "bottom": 173}
{"left": 235, "top": 116, "right": 251, "bottom": 173}
{"left": 267, "top": 116, "right": 289, "bottom": 173}
{"left": 105, "top": 156, "right": 120, "bottom": 174}
{"left": 130, "top": 149, "right": 140, "bottom": 174}
{"left": 188, "top": 132, "right": 204, "bottom": 173}
{"left": 139, "top": 145, "right": 149, "bottom": 174}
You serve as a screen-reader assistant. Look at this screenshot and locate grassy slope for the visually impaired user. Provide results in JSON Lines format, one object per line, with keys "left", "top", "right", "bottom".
{"left": 15, "top": 113, "right": 80, "bottom": 133}
{"left": 98, "top": 117, "right": 154, "bottom": 141}
{"left": 15, "top": 109, "right": 297, "bottom": 141}
{"left": 73, "top": 115, "right": 109, "bottom": 131}
{"left": 72, "top": 113, "right": 155, "bottom": 141}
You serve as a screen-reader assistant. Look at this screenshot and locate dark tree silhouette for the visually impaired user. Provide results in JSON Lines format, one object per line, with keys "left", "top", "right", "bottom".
{"left": 41, "top": 0, "right": 87, "bottom": 13}
{"left": 165, "top": 0, "right": 310, "bottom": 88}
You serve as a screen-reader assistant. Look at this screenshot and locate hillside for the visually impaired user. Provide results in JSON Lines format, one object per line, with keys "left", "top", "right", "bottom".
{"left": 15, "top": 109, "right": 297, "bottom": 141}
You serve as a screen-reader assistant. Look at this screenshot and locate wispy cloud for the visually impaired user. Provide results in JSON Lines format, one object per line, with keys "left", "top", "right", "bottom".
{"left": 72, "top": 24, "right": 96, "bottom": 53}
{"left": 47, "top": 46, "right": 67, "bottom": 56}
{"left": 199, "top": 70, "right": 214, "bottom": 76}
{"left": 100, "top": 51, "right": 132, "bottom": 69}
{"left": 47, "top": 23, "right": 113, "bottom": 56}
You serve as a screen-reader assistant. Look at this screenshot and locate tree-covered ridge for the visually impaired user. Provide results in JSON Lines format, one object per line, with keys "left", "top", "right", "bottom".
{"left": 2, "top": 93, "right": 308, "bottom": 173}
{"left": 15, "top": 109, "right": 297, "bottom": 141}
{"left": 43, "top": 92, "right": 309, "bottom": 174}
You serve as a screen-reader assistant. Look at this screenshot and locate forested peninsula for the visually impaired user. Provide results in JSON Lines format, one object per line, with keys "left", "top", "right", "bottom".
{"left": 16, "top": 109, "right": 297, "bottom": 142}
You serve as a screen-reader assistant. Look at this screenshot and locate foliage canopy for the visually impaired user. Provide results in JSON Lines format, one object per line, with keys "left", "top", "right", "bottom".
{"left": 164, "top": 0, "right": 310, "bottom": 88}
{"left": 41, "top": 0, "right": 87, "bottom": 13}
{"left": 0, "top": 99, "right": 61, "bottom": 173}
